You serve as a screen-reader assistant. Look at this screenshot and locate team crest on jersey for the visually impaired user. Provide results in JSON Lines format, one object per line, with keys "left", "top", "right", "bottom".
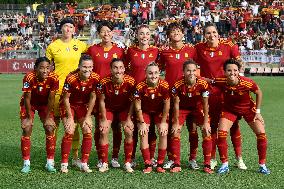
{"left": 23, "top": 82, "right": 30, "bottom": 89}
{"left": 149, "top": 53, "right": 153, "bottom": 58}
{"left": 141, "top": 54, "right": 145, "bottom": 59}
{"left": 187, "top": 93, "right": 192, "bottom": 97}
{"left": 151, "top": 93, "right": 155, "bottom": 99}
{"left": 64, "top": 83, "right": 70, "bottom": 90}
{"left": 115, "top": 90, "right": 119, "bottom": 95}
{"left": 81, "top": 86, "right": 86, "bottom": 91}
{"left": 97, "top": 83, "right": 102, "bottom": 91}
{"left": 172, "top": 87, "right": 177, "bottom": 94}
{"left": 185, "top": 53, "right": 188, "bottom": 58}
{"left": 176, "top": 54, "right": 180, "bottom": 59}
{"left": 104, "top": 53, "right": 108, "bottom": 58}
{"left": 113, "top": 53, "right": 118, "bottom": 58}
{"left": 73, "top": 45, "right": 78, "bottom": 51}
{"left": 38, "top": 86, "right": 43, "bottom": 92}
{"left": 218, "top": 51, "right": 222, "bottom": 56}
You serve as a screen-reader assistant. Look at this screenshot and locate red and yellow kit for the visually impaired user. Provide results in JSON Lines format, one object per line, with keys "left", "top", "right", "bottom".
{"left": 124, "top": 45, "right": 159, "bottom": 83}
{"left": 159, "top": 44, "right": 196, "bottom": 87}
{"left": 195, "top": 40, "right": 240, "bottom": 79}
{"left": 172, "top": 77, "right": 209, "bottom": 125}
{"left": 98, "top": 75, "right": 136, "bottom": 112}
{"left": 134, "top": 79, "right": 170, "bottom": 121}
{"left": 214, "top": 76, "right": 259, "bottom": 122}
{"left": 20, "top": 71, "right": 59, "bottom": 120}
{"left": 87, "top": 43, "right": 124, "bottom": 78}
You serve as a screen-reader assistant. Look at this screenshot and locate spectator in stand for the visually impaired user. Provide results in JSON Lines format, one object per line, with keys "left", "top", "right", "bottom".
{"left": 26, "top": 5, "right": 31, "bottom": 17}
{"left": 32, "top": 2, "right": 42, "bottom": 17}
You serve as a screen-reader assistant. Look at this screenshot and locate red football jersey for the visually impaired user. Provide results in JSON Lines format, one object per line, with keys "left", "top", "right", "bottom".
{"left": 20, "top": 71, "right": 59, "bottom": 106}
{"left": 195, "top": 40, "right": 240, "bottom": 79}
{"left": 87, "top": 43, "right": 124, "bottom": 78}
{"left": 98, "top": 75, "right": 136, "bottom": 111}
{"left": 124, "top": 45, "right": 159, "bottom": 83}
{"left": 159, "top": 44, "right": 196, "bottom": 87}
{"left": 172, "top": 77, "right": 209, "bottom": 110}
{"left": 62, "top": 69, "right": 100, "bottom": 105}
{"left": 134, "top": 79, "right": 170, "bottom": 113}
{"left": 214, "top": 76, "right": 259, "bottom": 113}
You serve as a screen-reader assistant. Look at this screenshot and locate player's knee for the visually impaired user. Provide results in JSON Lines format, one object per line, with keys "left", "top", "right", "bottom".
{"left": 22, "top": 127, "right": 32, "bottom": 136}
{"left": 82, "top": 127, "right": 92, "bottom": 134}
{"left": 44, "top": 125, "right": 55, "bottom": 134}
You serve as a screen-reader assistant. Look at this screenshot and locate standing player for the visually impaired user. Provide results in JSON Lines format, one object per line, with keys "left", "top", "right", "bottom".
{"left": 97, "top": 58, "right": 136, "bottom": 173}
{"left": 195, "top": 23, "right": 247, "bottom": 170}
{"left": 170, "top": 60, "right": 212, "bottom": 173}
{"left": 134, "top": 62, "right": 170, "bottom": 173}
{"left": 124, "top": 24, "right": 159, "bottom": 167}
{"left": 213, "top": 59, "right": 270, "bottom": 175}
{"left": 158, "top": 22, "right": 197, "bottom": 169}
{"left": 60, "top": 55, "right": 100, "bottom": 173}
{"left": 87, "top": 21, "right": 125, "bottom": 168}
{"left": 20, "top": 57, "right": 59, "bottom": 173}
{"left": 46, "top": 17, "right": 88, "bottom": 167}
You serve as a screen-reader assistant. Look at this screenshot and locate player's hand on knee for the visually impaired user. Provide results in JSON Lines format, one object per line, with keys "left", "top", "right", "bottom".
{"left": 82, "top": 116, "right": 93, "bottom": 130}
{"left": 64, "top": 117, "right": 75, "bottom": 133}
{"left": 99, "top": 119, "right": 110, "bottom": 134}
{"left": 202, "top": 122, "right": 211, "bottom": 137}
{"left": 171, "top": 123, "right": 181, "bottom": 134}
{"left": 158, "top": 122, "right": 168, "bottom": 136}
{"left": 138, "top": 122, "right": 148, "bottom": 136}
{"left": 22, "top": 118, "right": 33, "bottom": 129}
{"left": 254, "top": 113, "right": 264, "bottom": 124}
{"left": 123, "top": 119, "right": 134, "bottom": 132}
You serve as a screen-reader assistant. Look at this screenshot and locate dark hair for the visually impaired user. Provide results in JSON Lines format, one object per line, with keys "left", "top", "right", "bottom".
{"left": 166, "top": 22, "right": 184, "bottom": 37}
{"left": 183, "top": 59, "right": 198, "bottom": 71}
{"left": 79, "top": 54, "right": 93, "bottom": 66}
{"left": 110, "top": 58, "right": 124, "bottom": 68}
{"left": 223, "top": 58, "right": 242, "bottom": 71}
{"left": 97, "top": 21, "right": 114, "bottom": 33}
{"left": 60, "top": 17, "right": 74, "bottom": 28}
{"left": 203, "top": 23, "right": 218, "bottom": 34}
{"left": 136, "top": 24, "right": 150, "bottom": 33}
{"left": 34, "top": 57, "right": 50, "bottom": 69}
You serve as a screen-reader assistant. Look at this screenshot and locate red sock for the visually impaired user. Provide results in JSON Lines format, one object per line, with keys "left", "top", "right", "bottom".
{"left": 157, "top": 149, "right": 167, "bottom": 165}
{"left": 131, "top": 125, "right": 138, "bottom": 160}
{"left": 167, "top": 135, "right": 174, "bottom": 161}
{"left": 100, "top": 144, "right": 109, "bottom": 163}
{"left": 149, "top": 126, "right": 157, "bottom": 159}
{"left": 257, "top": 133, "right": 267, "bottom": 164}
{"left": 217, "top": 130, "right": 228, "bottom": 163}
{"left": 61, "top": 134, "right": 73, "bottom": 163}
{"left": 124, "top": 141, "right": 133, "bottom": 163}
{"left": 94, "top": 126, "right": 100, "bottom": 159}
{"left": 171, "top": 137, "right": 181, "bottom": 166}
{"left": 81, "top": 133, "right": 92, "bottom": 163}
{"left": 230, "top": 122, "right": 242, "bottom": 158}
{"left": 189, "top": 130, "right": 198, "bottom": 160}
{"left": 112, "top": 125, "right": 122, "bottom": 159}
{"left": 211, "top": 127, "right": 218, "bottom": 159}
{"left": 202, "top": 136, "right": 212, "bottom": 166}
{"left": 46, "top": 134, "right": 56, "bottom": 159}
{"left": 21, "top": 136, "right": 31, "bottom": 160}
{"left": 141, "top": 148, "right": 151, "bottom": 165}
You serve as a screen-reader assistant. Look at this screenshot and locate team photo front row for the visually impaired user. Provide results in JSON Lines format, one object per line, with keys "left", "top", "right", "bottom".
{"left": 19, "top": 55, "right": 270, "bottom": 175}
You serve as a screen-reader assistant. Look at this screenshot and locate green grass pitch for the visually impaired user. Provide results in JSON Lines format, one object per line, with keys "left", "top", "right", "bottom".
{"left": 0, "top": 75, "right": 283, "bottom": 189}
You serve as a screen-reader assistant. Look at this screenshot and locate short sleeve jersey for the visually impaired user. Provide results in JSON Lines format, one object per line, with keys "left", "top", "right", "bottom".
{"left": 98, "top": 75, "right": 136, "bottom": 111}
{"left": 62, "top": 70, "right": 100, "bottom": 105}
{"left": 46, "top": 39, "right": 88, "bottom": 92}
{"left": 124, "top": 45, "right": 159, "bottom": 83}
{"left": 195, "top": 40, "right": 240, "bottom": 79}
{"left": 159, "top": 44, "right": 196, "bottom": 87}
{"left": 214, "top": 76, "right": 259, "bottom": 113}
{"left": 172, "top": 77, "right": 209, "bottom": 110}
{"left": 20, "top": 71, "right": 59, "bottom": 106}
{"left": 134, "top": 79, "right": 170, "bottom": 113}
{"left": 87, "top": 43, "right": 124, "bottom": 78}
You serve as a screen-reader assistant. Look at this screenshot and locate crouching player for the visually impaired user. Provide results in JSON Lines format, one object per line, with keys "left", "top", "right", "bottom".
{"left": 20, "top": 57, "right": 59, "bottom": 173}
{"left": 134, "top": 62, "right": 170, "bottom": 173}
{"left": 98, "top": 58, "right": 136, "bottom": 173}
{"left": 60, "top": 55, "right": 100, "bottom": 173}
{"left": 214, "top": 59, "right": 270, "bottom": 175}
{"left": 170, "top": 60, "right": 212, "bottom": 173}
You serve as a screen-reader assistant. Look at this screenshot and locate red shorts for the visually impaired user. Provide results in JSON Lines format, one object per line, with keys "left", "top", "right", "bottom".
{"left": 208, "top": 92, "right": 222, "bottom": 127}
{"left": 102, "top": 110, "right": 129, "bottom": 122}
{"left": 20, "top": 105, "right": 54, "bottom": 121}
{"left": 178, "top": 109, "right": 204, "bottom": 126}
{"left": 60, "top": 104, "right": 87, "bottom": 121}
{"left": 142, "top": 112, "right": 168, "bottom": 125}
{"left": 221, "top": 107, "right": 256, "bottom": 123}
